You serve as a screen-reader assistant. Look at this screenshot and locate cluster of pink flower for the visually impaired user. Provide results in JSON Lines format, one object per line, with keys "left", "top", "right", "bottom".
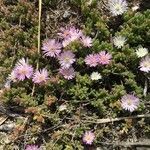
{"left": 84, "top": 51, "right": 112, "bottom": 67}
{"left": 42, "top": 26, "right": 92, "bottom": 80}
{"left": 9, "top": 26, "right": 93, "bottom": 82}
{"left": 9, "top": 26, "right": 113, "bottom": 83}
{"left": 10, "top": 58, "right": 49, "bottom": 84}
{"left": 58, "top": 26, "right": 92, "bottom": 48}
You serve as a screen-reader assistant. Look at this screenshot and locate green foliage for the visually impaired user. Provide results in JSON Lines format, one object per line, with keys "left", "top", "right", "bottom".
{"left": 0, "top": 0, "right": 149, "bottom": 149}
{"left": 121, "top": 10, "right": 150, "bottom": 46}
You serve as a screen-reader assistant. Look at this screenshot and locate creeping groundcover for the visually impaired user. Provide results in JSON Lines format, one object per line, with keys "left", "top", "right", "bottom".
{"left": 0, "top": 0, "right": 150, "bottom": 149}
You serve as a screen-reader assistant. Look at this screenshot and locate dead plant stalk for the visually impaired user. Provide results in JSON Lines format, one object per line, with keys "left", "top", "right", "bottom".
{"left": 31, "top": 0, "right": 42, "bottom": 96}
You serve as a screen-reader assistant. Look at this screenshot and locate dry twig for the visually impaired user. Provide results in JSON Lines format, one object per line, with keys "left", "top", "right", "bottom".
{"left": 83, "top": 114, "right": 150, "bottom": 124}
{"left": 31, "top": 0, "right": 42, "bottom": 96}
{"left": 98, "top": 140, "right": 150, "bottom": 147}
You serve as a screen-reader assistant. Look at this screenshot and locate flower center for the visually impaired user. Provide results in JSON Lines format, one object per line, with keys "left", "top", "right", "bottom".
{"left": 19, "top": 68, "right": 27, "bottom": 75}
{"left": 127, "top": 99, "right": 132, "bottom": 106}
{"left": 115, "top": 4, "right": 121, "bottom": 11}
{"left": 118, "top": 40, "right": 124, "bottom": 45}
{"left": 39, "top": 75, "right": 45, "bottom": 82}
{"left": 101, "top": 56, "right": 107, "bottom": 62}
{"left": 50, "top": 46, "right": 55, "bottom": 51}
{"left": 85, "top": 135, "right": 92, "bottom": 141}
{"left": 64, "top": 57, "right": 70, "bottom": 62}
{"left": 64, "top": 31, "right": 69, "bottom": 36}
{"left": 143, "top": 62, "right": 150, "bottom": 68}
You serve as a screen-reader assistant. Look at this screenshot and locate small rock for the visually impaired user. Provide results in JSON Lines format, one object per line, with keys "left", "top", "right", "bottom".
{"left": 0, "top": 122, "right": 15, "bottom": 131}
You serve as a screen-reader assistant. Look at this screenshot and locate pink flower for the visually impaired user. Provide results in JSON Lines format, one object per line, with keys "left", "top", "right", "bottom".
{"left": 139, "top": 55, "right": 150, "bottom": 73}
{"left": 25, "top": 144, "right": 40, "bottom": 150}
{"left": 121, "top": 94, "right": 140, "bottom": 112}
{"left": 32, "top": 68, "right": 49, "bottom": 84}
{"left": 98, "top": 51, "right": 112, "bottom": 65}
{"left": 69, "top": 27, "right": 82, "bottom": 41}
{"left": 83, "top": 131, "right": 95, "bottom": 145}
{"left": 58, "top": 26, "right": 82, "bottom": 47}
{"left": 84, "top": 54, "right": 99, "bottom": 67}
{"left": 13, "top": 58, "right": 33, "bottom": 81}
{"left": 59, "top": 67, "right": 75, "bottom": 80}
{"left": 58, "top": 26, "right": 73, "bottom": 39}
{"left": 58, "top": 51, "right": 76, "bottom": 69}
{"left": 42, "top": 39, "right": 62, "bottom": 57}
{"left": 80, "top": 35, "right": 92, "bottom": 47}
{"left": 62, "top": 39, "right": 72, "bottom": 47}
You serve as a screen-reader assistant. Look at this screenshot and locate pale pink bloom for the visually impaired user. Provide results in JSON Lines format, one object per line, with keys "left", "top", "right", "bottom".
{"left": 59, "top": 26, "right": 82, "bottom": 47}
{"left": 83, "top": 131, "right": 95, "bottom": 145}
{"left": 139, "top": 55, "right": 150, "bottom": 73}
{"left": 58, "top": 26, "right": 73, "bottom": 39}
{"left": 121, "top": 94, "right": 140, "bottom": 112}
{"left": 59, "top": 67, "right": 75, "bottom": 80}
{"left": 58, "top": 51, "right": 76, "bottom": 69}
{"left": 62, "top": 39, "right": 72, "bottom": 47}
{"left": 13, "top": 58, "right": 33, "bottom": 81}
{"left": 32, "top": 68, "right": 49, "bottom": 84}
{"left": 84, "top": 54, "right": 99, "bottom": 67}
{"left": 42, "top": 39, "right": 62, "bottom": 57}
{"left": 69, "top": 27, "right": 82, "bottom": 41}
{"left": 25, "top": 144, "right": 40, "bottom": 150}
{"left": 98, "top": 51, "right": 112, "bottom": 65}
{"left": 80, "top": 35, "right": 92, "bottom": 47}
